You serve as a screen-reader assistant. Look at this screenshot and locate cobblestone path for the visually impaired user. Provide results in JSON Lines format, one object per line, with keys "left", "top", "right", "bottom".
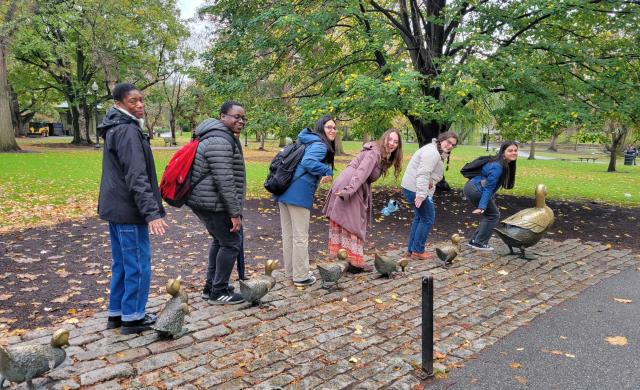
{"left": 1, "top": 238, "right": 636, "bottom": 389}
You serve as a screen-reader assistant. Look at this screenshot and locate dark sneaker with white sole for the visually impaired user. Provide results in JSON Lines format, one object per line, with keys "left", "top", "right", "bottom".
{"left": 202, "top": 285, "right": 234, "bottom": 299}
{"left": 209, "top": 289, "right": 245, "bottom": 305}
{"left": 121, "top": 314, "right": 156, "bottom": 335}
{"left": 467, "top": 240, "right": 494, "bottom": 251}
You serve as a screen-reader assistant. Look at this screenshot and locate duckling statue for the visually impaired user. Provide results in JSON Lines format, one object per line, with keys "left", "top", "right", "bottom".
{"left": 374, "top": 253, "right": 405, "bottom": 278}
{"left": 239, "top": 259, "right": 279, "bottom": 306}
{"left": 318, "top": 248, "right": 350, "bottom": 291}
{"left": 0, "top": 328, "right": 69, "bottom": 390}
{"left": 397, "top": 258, "right": 409, "bottom": 273}
{"left": 494, "top": 184, "right": 554, "bottom": 259}
{"left": 152, "top": 276, "right": 189, "bottom": 339}
{"left": 436, "top": 234, "right": 462, "bottom": 268}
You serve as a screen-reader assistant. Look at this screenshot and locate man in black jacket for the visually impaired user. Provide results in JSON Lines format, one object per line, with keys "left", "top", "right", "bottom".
{"left": 98, "top": 83, "right": 168, "bottom": 334}
{"left": 187, "top": 101, "right": 246, "bottom": 305}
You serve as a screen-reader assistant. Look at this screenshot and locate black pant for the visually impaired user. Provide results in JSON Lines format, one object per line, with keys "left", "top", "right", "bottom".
{"left": 463, "top": 180, "right": 500, "bottom": 245}
{"left": 193, "top": 210, "right": 241, "bottom": 293}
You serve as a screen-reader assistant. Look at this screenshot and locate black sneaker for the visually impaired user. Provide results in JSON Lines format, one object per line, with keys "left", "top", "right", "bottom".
{"left": 294, "top": 275, "right": 317, "bottom": 287}
{"left": 209, "top": 289, "right": 245, "bottom": 305}
{"left": 468, "top": 240, "right": 494, "bottom": 251}
{"left": 202, "top": 285, "right": 234, "bottom": 298}
{"left": 106, "top": 316, "right": 121, "bottom": 329}
{"left": 121, "top": 314, "right": 156, "bottom": 335}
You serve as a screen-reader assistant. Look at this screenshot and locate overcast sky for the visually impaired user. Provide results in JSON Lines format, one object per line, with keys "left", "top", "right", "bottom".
{"left": 177, "top": 0, "right": 204, "bottom": 19}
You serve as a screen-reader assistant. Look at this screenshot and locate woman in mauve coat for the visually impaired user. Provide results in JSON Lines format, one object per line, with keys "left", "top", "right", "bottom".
{"left": 323, "top": 129, "right": 403, "bottom": 272}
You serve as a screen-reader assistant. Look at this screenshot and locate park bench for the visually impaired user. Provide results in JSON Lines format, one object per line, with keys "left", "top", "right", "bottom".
{"left": 577, "top": 157, "right": 598, "bottom": 163}
{"left": 160, "top": 132, "right": 177, "bottom": 147}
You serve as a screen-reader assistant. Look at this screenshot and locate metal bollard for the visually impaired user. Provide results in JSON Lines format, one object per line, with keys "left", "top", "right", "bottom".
{"left": 422, "top": 275, "right": 434, "bottom": 377}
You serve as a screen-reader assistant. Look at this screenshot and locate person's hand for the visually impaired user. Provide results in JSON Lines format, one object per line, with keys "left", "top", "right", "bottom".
{"left": 230, "top": 216, "right": 242, "bottom": 233}
{"left": 148, "top": 218, "right": 168, "bottom": 235}
{"left": 472, "top": 208, "right": 484, "bottom": 215}
{"left": 320, "top": 176, "right": 332, "bottom": 184}
{"left": 414, "top": 196, "right": 424, "bottom": 208}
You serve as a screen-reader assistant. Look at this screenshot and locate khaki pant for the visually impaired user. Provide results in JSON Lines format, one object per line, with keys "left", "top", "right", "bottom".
{"left": 278, "top": 202, "right": 311, "bottom": 282}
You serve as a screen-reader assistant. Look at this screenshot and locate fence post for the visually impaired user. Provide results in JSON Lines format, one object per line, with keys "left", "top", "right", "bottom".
{"left": 422, "top": 275, "right": 434, "bottom": 377}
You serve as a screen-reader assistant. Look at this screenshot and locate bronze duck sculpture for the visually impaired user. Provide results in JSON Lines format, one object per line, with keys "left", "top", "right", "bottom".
{"left": 239, "top": 259, "right": 279, "bottom": 306}
{"left": 374, "top": 253, "right": 405, "bottom": 278}
{"left": 318, "top": 248, "right": 350, "bottom": 290}
{"left": 436, "top": 234, "right": 462, "bottom": 268}
{"left": 0, "top": 328, "right": 69, "bottom": 390}
{"left": 152, "top": 276, "right": 189, "bottom": 339}
{"left": 494, "top": 184, "right": 554, "bottom": 259}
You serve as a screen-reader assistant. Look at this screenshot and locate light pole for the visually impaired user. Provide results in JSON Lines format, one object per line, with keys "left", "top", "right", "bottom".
{"left": 91, "top": 81, "right": 100, "bottom": 147}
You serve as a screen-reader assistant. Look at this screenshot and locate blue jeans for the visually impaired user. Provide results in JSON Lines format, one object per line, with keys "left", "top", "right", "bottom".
{"left": 403, "top": 188, "right": 436, "bottom": 254}
{"left": 107, "top": 222, "right": 151, "bottom": 321}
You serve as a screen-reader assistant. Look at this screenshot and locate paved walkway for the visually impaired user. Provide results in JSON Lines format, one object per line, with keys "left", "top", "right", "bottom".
{"left": 1, "top": 238, "right": 636, "bottom": 389}
{"left": 430, "top": 267, "right": 640, "bottom": 389}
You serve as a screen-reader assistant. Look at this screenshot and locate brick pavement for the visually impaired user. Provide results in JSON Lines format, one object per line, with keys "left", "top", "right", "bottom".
{"left": 1, "top": 238, "right": 637, "bottom": 389}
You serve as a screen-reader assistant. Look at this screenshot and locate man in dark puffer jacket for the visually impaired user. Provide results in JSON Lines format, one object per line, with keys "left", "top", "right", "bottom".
{"left": 187, "top": 101, "right": 247, "bottom": 305}
{"left": 98, "top": 83, "right": 168, "bottom": 334}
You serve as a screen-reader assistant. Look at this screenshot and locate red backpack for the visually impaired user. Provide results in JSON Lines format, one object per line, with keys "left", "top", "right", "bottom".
{"left": 160, "top": 130, "right": 238, "bottom": 207}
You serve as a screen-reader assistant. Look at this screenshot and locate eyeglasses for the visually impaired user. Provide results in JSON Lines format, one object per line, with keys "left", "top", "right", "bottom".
{"left": 224, "top": 114, "right": 248, "bottom": 122}
{"left": 444, "top": 139, "right": 457, "bottom": 149}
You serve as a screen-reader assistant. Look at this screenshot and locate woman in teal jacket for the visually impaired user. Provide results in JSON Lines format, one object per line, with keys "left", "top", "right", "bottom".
{"left": 275, "top": 115, "right": 335, "bottom": 286}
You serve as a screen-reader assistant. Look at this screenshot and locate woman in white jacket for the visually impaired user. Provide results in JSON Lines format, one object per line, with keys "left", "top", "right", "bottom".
{"left": 401, "top": 131, "right": 459, "bottom": 260}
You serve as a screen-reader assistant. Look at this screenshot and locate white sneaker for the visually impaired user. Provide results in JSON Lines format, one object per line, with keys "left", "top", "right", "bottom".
{"left": 294, "top": 274, "right": 317, "bottom": 287}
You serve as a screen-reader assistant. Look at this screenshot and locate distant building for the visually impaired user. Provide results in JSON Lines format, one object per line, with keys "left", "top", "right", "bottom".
{"left": 54, "top": 102, "right": 106, "bottom": 138}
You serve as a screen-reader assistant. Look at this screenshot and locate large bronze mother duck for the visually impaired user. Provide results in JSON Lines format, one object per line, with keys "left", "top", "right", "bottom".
{"left": 494, "top": 184, "right": 554, "bottom": 259}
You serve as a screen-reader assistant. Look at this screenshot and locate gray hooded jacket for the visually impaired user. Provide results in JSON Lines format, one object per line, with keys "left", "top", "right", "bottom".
{"left": 186, "top": 119, "right": 245, "bottom": 217}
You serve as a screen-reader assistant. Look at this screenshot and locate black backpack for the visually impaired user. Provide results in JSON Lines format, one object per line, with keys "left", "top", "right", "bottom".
{"left": 460, "top": 155, "right": 492, "bottom": 179}
{"left": 264, "top": 140, "right": 309, "bottom": 195}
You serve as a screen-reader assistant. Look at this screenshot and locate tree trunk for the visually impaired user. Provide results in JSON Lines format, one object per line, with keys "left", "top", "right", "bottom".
{"left": 335, "top": 131, "right": 345, "bottom": 156}
{"left": 606, "top": 121, "right": 628, "bottom": 172}
{"left": 0, "top": 41, "right": 20, "bottom": 151}
{"left": 70, "top": 103, "right": 83, "bottom": 144}
{"left": 607, "top": 151, "right": 617, "bottom": 172}
{"left": 82, "top": 103, "right": 94, "bottom": 144}
{"left": 528, "top": 124, "right": 537, "bottom": 160}
{"left": 408, "top": 116, "right": 449, "bottom": 147}
{"left": 169, "top": 114, "right": 176, "bottom": 140}
{"left": 279, "top": 132, "right": 286, "bottom": 147}
{"left": 259, "top": 131, "right": 265, "bottom": 150}
{"left": 362, "top": 133, "right": 370, "bottom": 143}
{"left": 547, "top": 133, "right": 558, "bottom": 152}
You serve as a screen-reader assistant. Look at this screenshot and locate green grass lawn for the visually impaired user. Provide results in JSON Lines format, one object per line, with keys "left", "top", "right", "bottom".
{"left": 1, "top": 138, "right": 638, "bottom": 232}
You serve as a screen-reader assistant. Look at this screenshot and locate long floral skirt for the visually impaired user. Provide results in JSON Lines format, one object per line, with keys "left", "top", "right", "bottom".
{"left": 328, "top": 219, "right": 365, "bottom": 266}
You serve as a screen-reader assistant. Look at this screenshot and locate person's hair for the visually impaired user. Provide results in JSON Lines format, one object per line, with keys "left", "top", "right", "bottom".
{"left": 376, "top": 128, "right": 403, "bottom": 179}
{"left": 435, "top": 130, "right": 459, "bottom": 171}
{"left": 313, "top": 115, "right": 336, "bottom": 169}
{"left": 112, "top": 83, "right": 138, "bottom": 102}
{"left": 219, "top": 100, "right": 243, "bottom": 116}
{"left": 490, "top": 141, "right": 518, "bottom": 189}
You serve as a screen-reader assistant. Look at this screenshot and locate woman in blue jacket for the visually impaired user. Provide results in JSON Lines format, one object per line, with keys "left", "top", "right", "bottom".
{"left": 463, "top": 141, "right": 518, "bottom": 250}
{"left": 275, "top": 115, "right": 336, "bottom": 286}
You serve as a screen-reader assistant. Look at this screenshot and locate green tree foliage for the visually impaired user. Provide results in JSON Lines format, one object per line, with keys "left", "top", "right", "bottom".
{"left": 8, "top": 0, "right": 187, "bottom": 144}
{"left": 199, "top": 0, "right": 639, "bottom": 147}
